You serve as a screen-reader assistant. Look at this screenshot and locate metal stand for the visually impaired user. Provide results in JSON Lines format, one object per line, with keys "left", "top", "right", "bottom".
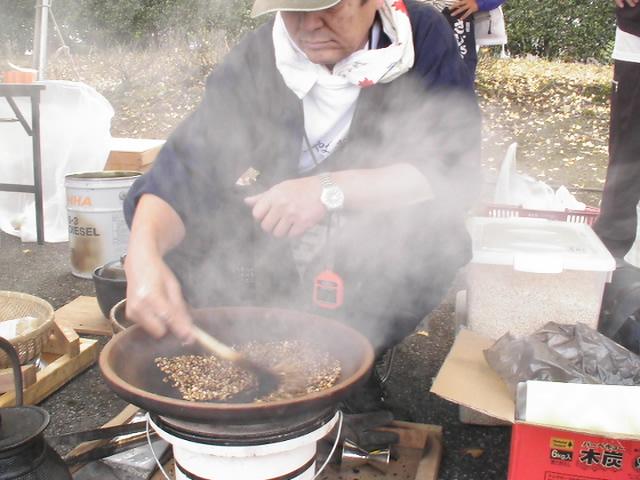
{"left": 0, "top": 83, "right": 46, "bottom": 244}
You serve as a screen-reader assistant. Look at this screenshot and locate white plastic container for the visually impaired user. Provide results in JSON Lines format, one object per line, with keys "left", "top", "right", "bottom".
{"left": 65, "top": 171, "right": 140, "bottom": 278}
{"left": 149, "top": 412, "right": 339, "bottom": 480}
{"left": 465, "top": 217, "right": 616, "bottom": 339}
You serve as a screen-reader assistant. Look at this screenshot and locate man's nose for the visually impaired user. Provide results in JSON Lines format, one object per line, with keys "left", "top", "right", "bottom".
{"left": 300, "top": 11, "right": 325, "bottom": 31}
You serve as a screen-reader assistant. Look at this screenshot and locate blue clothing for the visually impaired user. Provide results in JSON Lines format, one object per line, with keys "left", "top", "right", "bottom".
{"left": 124, "top": 0, "right": 481, "bottom": 351}
{"left": 476, "top": 0, "right": 505, "bottom": 12}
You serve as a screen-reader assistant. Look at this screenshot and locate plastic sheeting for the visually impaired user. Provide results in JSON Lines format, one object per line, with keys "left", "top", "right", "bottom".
{"left": 0, "top": 81, "right": 113, "bottom": 243}
{"left": 493, "top": 143, "right": 586, "bottom": 211}
{"left": 484, "top": 321, "right": 640, "bottom": 396}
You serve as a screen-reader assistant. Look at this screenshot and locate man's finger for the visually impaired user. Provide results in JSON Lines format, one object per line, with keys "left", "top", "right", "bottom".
{"left": 165, "top": 283, "right": 193, "bottom": 342}
{"left": 244, "top": 195, "right": 259, "bottom": 206}
{"left": 450, "top": 6, "right": 468, "bottom": 17}
{"left": 260, "top": 208, "right": 280, "bottom": 234}
{"left": 459, "top": 9, "right": 472, "bottom": 20}
{"left": 251, "top": 197, "right": 271, "bottom": 222}
{"left": 128, "top": 298, "right": 169, "bottom": 339}
{"left": 272, "top": 217, "right": 294, "bottom": 238}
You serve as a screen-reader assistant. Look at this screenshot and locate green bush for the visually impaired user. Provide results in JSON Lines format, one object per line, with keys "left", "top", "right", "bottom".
{"left": 0, "top": 0, "right": 260, "bottom": 54}
{"left": 503, "top": 0, "right": 617, "bottom": 63}
{"left": 0, "top": 0, "right": 617, "bottom": 62}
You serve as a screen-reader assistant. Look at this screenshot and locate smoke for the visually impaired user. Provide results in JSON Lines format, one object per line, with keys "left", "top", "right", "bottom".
{"left": 140, "top": 58, "right": 483, "bottom": 356}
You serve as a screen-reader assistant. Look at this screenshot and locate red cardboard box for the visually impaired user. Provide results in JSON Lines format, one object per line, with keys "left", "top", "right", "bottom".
{"left": 509, "top": 423, "right": 640, "bottom": 480}
{"left": 431, "top": 330, "right": 640, "bottom": 480}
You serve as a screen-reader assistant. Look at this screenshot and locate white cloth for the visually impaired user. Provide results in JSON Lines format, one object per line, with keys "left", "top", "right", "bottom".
{"left": 0, "top": 81, "right": 113, "bottom": 243}
{"left": 475, "top": 7, "right": 507, "bottom": 47}
{"left": 272, "top": 0, "right": 414, "bottom": 172}
{"left": 613, "top": 27, "right": 640, "bottom": 63}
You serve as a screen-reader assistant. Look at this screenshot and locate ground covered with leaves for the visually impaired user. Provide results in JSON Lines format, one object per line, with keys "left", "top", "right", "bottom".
{"left": 10, "top": 45, "right": 614, "bottom": 206}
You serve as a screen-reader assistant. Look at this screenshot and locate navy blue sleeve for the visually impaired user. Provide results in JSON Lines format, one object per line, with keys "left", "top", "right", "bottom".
{"left": 476, "top": 0, "right": 505, "bottom": 12}
{"left": 409, "top": 1, "right": 475, "bottom": 91}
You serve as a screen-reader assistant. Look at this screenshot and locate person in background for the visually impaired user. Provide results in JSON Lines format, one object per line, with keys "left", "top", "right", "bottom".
{"left": 422, "top": 0, "right": 506, "bottom": 78}
{"left": 123, "top": 0, "right": 481, "bottom": 413}
{"left": 593, "top": 0, "right": 640, "bottom": 259}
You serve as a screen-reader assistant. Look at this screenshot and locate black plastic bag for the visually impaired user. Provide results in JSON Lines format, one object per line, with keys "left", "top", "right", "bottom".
{"left": 484, "top": 322, "right": 640, "bottom": 396}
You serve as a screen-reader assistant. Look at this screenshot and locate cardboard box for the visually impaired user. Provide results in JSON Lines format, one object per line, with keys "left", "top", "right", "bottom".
{"left": 431, "top": 329, "right": 640, "bottom": 480}
{"left": 104, "top": 137, "right": 165, "bottom": 172}
{"left": 510, "top": 423, "right": 640, "bottom": 480}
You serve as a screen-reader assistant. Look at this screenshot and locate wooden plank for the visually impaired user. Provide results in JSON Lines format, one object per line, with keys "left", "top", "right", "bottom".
{"left": 0, "top": 364, "right": 37, "bottom": 393}
{"left": 43, "top": 319, "right": 80, "bottom": 357}
{"left": 55, "top": 296, "right": 113, "bottom": 336}
{"left": 150, "top": 459, "right": 175, "bottom": 480}
{"left": 104, "top": 138, "right": 164, "bottom": 171}
{"left": 68, "top": 404, "right": 140, "bottom": 474}
{"left": 0, "top": 338, "right": 98, "bottom": 407}
{"left": 415, "top": 425, "right": 443, "bottom": 480}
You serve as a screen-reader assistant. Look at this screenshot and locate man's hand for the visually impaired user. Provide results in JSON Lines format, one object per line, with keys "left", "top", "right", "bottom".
{"left": 615, "top": 0, "right": 639, "bottom": 7}
{"left": 451, "top": 0, "right": 479, "bottom": 20}
{"left": 124, "top": 247, "right": 193, "bottom": 341}
{"left": 124, "top": 194, "right": 191, "bottom": 341}
{"left": 244, "top": 176, "right": 327, "bottom": 237}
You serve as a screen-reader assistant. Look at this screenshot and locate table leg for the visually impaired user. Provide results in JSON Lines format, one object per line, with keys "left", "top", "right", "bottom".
{"left": 31, "top": 90, "right": 45, "bottom": 245}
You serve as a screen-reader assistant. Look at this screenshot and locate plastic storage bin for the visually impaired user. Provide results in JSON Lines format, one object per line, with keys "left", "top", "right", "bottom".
{"left": 466, "top": 217, "right": 616, "bottom": 339}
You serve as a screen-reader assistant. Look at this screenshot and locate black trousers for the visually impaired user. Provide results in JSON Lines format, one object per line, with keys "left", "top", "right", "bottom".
{"left": 593, "top": 60, "right": 640, "bottom": 258}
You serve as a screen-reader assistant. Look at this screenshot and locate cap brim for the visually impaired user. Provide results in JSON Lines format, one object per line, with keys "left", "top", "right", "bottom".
{"left": 251, "top": 0, "right": 342, "bottom": 17}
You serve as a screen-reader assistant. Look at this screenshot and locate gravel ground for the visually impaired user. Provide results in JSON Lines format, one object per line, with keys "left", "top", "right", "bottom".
{"left": 0, "top": 230, "right": 510, "bottom": 479}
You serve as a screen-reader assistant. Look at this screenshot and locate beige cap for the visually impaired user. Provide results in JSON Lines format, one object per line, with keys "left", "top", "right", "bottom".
{"left": 251, "top": 0, "right": 342, "bottom": 17}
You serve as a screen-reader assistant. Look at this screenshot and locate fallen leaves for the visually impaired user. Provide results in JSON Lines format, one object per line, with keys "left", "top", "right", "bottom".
{"left": 36, "top": 45, "right": 612, "bottom": 206}
{"left": 476, "top": 54, "right": 611, "bottom": 205}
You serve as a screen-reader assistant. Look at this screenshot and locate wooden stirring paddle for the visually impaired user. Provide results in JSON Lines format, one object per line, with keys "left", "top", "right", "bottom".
{"left": 191, "top": 325, "right": 281, "bottom": 397}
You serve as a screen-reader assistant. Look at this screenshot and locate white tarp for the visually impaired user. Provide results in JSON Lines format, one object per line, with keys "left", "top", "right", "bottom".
{"left": 0, "top": 80, "right": 113, "bottom": 243}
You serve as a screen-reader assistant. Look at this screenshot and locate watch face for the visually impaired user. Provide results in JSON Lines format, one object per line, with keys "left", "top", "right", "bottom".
{"left": 321, "top": 185, "right": 345, "bottom": 210}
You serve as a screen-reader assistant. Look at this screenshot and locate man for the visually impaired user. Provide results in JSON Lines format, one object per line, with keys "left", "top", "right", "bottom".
{"left": 594, "top": 0, "right": 640, "bottom": 259}
{"left": 422, "top": 0, "right": 506, "bottom": 77}
{"left": 123, "top": 0, "right": 481, "bottom": 409}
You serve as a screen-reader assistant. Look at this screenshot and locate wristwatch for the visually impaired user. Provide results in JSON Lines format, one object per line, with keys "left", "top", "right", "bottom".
{"left": 319, "top": 172, "right": 345, "bottom": 211}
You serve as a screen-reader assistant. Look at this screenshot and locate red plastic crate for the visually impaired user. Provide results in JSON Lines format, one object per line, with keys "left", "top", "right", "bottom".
{"left": 480, "top": 204, "right": 600, "bottom": 226}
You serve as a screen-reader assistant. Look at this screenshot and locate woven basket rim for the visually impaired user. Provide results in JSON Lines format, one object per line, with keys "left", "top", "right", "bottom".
{"left": 0, "top": 291, "right": 55, "bottom": 346}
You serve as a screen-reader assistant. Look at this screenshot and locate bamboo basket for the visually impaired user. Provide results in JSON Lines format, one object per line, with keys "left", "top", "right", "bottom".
{"left": 0, "top": 291, "right": 55, "bottom": 368}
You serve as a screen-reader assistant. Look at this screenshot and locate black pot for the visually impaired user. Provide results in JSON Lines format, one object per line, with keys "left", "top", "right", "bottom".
{"left": 93, "top": 259, "right": 127, "bottom": 318}
{"left": 0, "top": 337, "right": 72, "bottom": 480}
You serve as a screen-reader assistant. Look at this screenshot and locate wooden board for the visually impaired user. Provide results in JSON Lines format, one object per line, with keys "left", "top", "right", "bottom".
{"left": 55, "top": 296, "right": 113, "bottom": 336}
{"left": 0, "top": 364, "right": 37, "bottom": 393}
{"left": 0, "top": 338, "right": 98, "bottom": 407}
{"left": 104, "top": 137, "right": 164, "bottom": 172}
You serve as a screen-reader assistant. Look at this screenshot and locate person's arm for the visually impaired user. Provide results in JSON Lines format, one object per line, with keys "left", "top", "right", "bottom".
{"left": 615, "top": 0, "right": 639, "bottom": 7}
{"left": 474, "top": 0, "right": 505, "bottom": 12}
{"left": 124, "top": 194, "right": 193, "bottom": 340}
{"left": 244, "top": 164, "right": 430, "bottom": 237}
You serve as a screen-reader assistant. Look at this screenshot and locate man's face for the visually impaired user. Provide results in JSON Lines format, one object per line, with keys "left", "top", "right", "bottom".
{"left": 281, "top": 0, "right": 381, "bottom": 67}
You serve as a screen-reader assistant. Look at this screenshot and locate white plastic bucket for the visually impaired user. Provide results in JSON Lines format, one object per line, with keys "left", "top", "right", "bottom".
{"left": 64, "top": 171, "right": 140, "bottom": 278}
{"left": 149, "top": 412, "right": 339, "bottom": 480}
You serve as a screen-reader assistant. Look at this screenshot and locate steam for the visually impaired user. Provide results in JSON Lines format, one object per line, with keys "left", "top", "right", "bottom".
{"left": 142, "top": 70, "right": 481, "bottom": 356}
